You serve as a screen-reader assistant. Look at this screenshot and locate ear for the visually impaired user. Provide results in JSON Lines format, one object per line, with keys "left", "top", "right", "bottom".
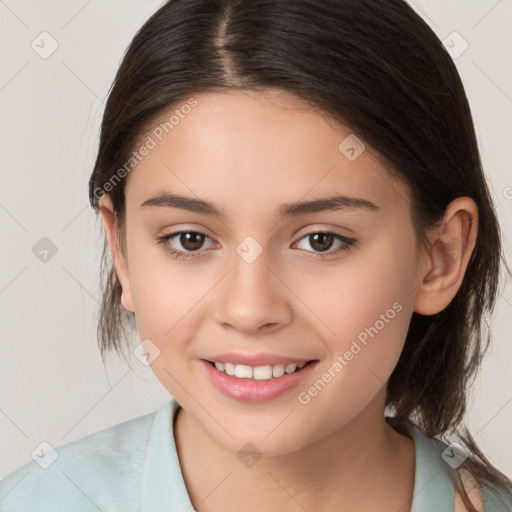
{"left": 414, "top": 197, "right": 478, "bottom": 316}
{"left": 98, "top": 195, "right": 135, "bottom": 312}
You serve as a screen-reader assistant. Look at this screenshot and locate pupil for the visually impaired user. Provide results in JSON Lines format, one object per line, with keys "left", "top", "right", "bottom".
{"left": 310, "top": 233, "right": 333, "bottom": 252}
{"left": 180, "top": 232, "right": 205, "bottom": 251}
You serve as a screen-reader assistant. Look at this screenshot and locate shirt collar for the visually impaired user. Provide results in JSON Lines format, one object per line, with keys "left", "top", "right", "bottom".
{"left": 141, "top": 399, "right": 456, "bottom": 512}
{"left": 140, "top": 398, "right": 194, "bottom": 512}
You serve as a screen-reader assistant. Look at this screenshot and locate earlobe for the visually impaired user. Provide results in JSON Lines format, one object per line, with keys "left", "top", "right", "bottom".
{"left": 98, "top": 195, "right": 135, "bottom": 313}
{"left": 413, "top": 197, "right": 478, "bottom": 316}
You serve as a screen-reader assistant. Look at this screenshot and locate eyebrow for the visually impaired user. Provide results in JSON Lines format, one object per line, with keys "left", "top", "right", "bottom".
{"left": 140, "top": 192, "right": 379, "bottom": 218}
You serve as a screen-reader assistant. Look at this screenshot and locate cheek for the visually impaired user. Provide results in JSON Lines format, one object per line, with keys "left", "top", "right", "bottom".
{"left": 304, "top": 235, "right": 416, "bottom": 335}
{"left": 125, "top": 239, "right": 214, "bottom": 346}
{"left": 295, "top": 234, "right": 418, "bottom": 395}
{"left": 127, "top": 256, "right": 213, "bottom": 395}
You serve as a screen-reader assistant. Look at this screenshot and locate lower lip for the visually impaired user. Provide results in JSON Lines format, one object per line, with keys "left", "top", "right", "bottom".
{"left": 200, "top": 359, "right": 318, "bottom": 403}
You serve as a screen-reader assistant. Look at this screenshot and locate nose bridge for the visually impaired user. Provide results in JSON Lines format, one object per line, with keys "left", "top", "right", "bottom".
{"left": 214, "top": 244, "right": 293, "bottom": 333}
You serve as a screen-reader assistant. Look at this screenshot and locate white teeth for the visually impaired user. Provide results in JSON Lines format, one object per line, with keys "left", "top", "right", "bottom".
{"left": 272, "top": 364, "right": 285, "bottom": 378}
{"left": 234, "top": 364, "right": 253, "bottom": 379}
{"left": 224, "top": 362, "right": 236, "bottom": 376}
{"left": 285, "top": 363, "right": 298, "bottom": 374}
{"left": 253, "top": 365, "right": 273, "bottom": 380}
{"left": 212, "top": 361, "right": 309, "bottom": 380}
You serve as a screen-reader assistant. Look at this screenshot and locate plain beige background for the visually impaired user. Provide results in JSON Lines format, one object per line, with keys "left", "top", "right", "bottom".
{"left": 0, "top": 0, "right": 511, "bottom": 481}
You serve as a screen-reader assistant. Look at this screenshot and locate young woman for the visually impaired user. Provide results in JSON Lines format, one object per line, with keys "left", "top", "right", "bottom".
{"left": 1, "top": 1, "right": 511, "bottom": 511}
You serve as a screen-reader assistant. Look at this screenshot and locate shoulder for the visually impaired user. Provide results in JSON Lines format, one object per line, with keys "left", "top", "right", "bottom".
{"left": 403, "top": 421, "right": 511, "bottom": 512}
{"left": 454, "top": 469, "right": 482, "bottom": 512}
{"left": 454, "top": 468, "right": 512, "bottom": 512}
{"left": 0, "top": 408, "right": 157, "bottom": 512}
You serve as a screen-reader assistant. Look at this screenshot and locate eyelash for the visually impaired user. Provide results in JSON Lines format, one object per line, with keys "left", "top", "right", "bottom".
{"left": 156, "top": 230, "right": 357, "bottom": 261}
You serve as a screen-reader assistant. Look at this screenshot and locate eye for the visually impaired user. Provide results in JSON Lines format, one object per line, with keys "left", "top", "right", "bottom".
{"left": 156, "top": 229, "right": 356, "bottom": 261}
{"left": 293, "top": 231, "right": 356, "bottom": 256}
{"left": 156, "top": 230, "right": 216, "bottom": 260}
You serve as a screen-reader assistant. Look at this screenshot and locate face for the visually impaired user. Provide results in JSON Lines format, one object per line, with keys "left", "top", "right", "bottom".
{"left": 102, "top": 89, "right": 430, "bottom": 456}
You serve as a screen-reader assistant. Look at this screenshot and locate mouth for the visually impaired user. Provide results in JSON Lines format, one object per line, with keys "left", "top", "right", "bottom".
{"left": 200, "top": 358, "right": 319, "bottom": 403}
{"left": 203, "top": 359, "right": 317, "bottom": 380}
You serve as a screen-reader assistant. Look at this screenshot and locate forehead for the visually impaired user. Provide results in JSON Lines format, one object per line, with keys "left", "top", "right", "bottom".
{"left": 124, "top": 89, "right": 412, "bottom": 216}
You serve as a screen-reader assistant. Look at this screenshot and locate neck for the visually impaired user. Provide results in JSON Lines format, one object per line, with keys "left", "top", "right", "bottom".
{"left": 174, "top": 388, "right": 415, "bottom": 512}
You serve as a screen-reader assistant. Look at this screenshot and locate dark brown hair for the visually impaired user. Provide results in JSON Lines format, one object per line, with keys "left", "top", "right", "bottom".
{"left": 88, "top": 0, "right": 512, "bottom": 508}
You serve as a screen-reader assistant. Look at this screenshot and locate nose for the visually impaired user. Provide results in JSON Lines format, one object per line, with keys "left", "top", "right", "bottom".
{"left": 214, "top": 254, "right": 293, "bottom": 335}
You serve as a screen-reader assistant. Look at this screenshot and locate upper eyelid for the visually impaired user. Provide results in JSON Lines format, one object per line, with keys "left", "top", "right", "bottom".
{"left": 162, "top": 229, "right": 354, "bottom": 250}
{"left": 160, "top": 222, "right": 354, "bottom": 238}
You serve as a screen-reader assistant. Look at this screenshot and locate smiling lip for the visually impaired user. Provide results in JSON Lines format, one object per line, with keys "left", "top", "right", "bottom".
{"left": 201, "top": 352, "right": 314, "bottom": 366}
{"left": 200, "top": 358, "right": 318, "bottom": 403}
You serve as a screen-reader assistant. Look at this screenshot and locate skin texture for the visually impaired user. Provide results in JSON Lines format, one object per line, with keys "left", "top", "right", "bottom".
{"left": 99, "top": 89, "right": 479, "bottom": 511}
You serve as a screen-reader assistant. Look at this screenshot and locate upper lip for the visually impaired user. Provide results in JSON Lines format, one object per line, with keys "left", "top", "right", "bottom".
{"left": 202, "top": 352, "right": 317, "bottom": 367}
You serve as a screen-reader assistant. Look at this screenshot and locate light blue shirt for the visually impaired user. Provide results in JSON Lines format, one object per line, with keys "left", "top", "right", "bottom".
{"left": 1, "top": 397, "right": 511, "bottom": 511}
